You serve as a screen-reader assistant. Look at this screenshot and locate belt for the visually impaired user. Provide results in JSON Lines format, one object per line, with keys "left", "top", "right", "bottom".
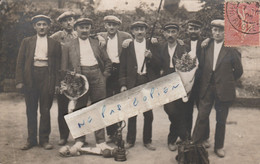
{"left": 81, "top": 65, "right": 99, "bottom": 70}
{"left": 34, "top": 60, "right": 48, "bottom": 67}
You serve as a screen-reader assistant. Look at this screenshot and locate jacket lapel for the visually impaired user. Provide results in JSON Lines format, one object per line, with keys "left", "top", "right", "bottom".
{"left": 131, "top": 41, "right": 137, "bottom": 66}
{"left": 117, "top": 31, "right": 123, "bottom": 56}
{"left": 29, "top": 35, "right": 37, "bottom": 61}
{"left": 163, "top": 43, "right": 170, "bottom": 67}
{"left": 196, "top": 38, "right": 202, "bottom": 58}
{"left": 74, "top": 38, "right": 81, "bottom": 71}
{"left": 207, "top": 40, "right": 214, "bottom": 71}
{"left": 215, "top": 44, "right": 227, "bottom": 70}
{"left": 89, "top": 38, "right": 100, "bottom": 61}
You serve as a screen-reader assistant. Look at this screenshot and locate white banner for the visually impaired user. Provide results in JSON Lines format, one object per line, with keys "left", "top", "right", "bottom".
{"left": 65, "top": 72, "right": 187, "bottom": 138}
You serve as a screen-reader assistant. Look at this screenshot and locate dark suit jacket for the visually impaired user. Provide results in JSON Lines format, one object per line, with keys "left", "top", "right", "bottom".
{"left": 62, "top": 37, "right": 112, "bottom": 77}
{"left": 98, "top": 30, "right": 132, "bottom": 58}
{"left": 199, "top": 39, "right": 243, "bottom": 102}
{"left": 15, "top": 35, "right": 61, "bottom": 94}
{"left": 119, "top": 40, "right": 161, "bottom": 89}
{"left": 160, "top": 42, "right": 187, "bottom": 76}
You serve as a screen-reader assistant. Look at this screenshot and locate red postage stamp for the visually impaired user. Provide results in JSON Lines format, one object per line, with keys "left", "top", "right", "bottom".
{"left": 225, "top": 2, "right": 260, "bottom": 46}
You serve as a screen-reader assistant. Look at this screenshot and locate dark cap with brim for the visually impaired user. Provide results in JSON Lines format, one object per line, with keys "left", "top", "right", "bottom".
{"left": 74, "top": 18, "right": 93, "bottom": 28}
{"left": 57, "top": 11, "right": 77, "bottom": 22}
{"left": 104, "top": 15, "right": 122, "bottom": 25}
{"left": 130, "top": 21, "right": 149, "bottom": 29}
{"left": 187, "top": 20, "right": 202, "bottom": 28}
{"left": 163, "top": 22, "right": 179, "bottom": 31}
{"left": 31, "top": 15, "right": 51, "bottom": 24}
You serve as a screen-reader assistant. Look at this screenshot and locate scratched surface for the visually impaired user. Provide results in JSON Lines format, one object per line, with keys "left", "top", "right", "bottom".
{"left": 65, "top": 72, "right": 187, "bottom": 138}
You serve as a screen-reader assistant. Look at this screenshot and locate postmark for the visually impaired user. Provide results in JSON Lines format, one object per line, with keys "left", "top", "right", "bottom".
{"left": 225, "top": 2, "right": 260, "bottom": 46}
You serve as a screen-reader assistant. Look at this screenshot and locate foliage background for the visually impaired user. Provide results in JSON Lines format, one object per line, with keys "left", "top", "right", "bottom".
{"left": 0, "top": 0, "right": 225, "bottom": 92}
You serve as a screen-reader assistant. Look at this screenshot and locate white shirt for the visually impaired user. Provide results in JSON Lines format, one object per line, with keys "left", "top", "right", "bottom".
{"left": 168, "top": 44, "right": 177, "bottom": 68}
{"left": 213, "top": 41, "right": 223, "bottom": 71}
{"left": 190, "top": 40, "right": 198, "bottom": 56}
{"left": 106, "top": 34, "right": 119, "bottom": 63}
{"left": 79, "top": 38, "right": 98, "bottom": 66}
{"left": 34, "top": 35, "right": 48, "bottom": 61}
{"left": 134, "top": 39, "right": 147, "bottom": 74}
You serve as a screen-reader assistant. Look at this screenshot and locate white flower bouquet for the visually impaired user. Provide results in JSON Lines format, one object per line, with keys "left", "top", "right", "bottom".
{"left": 175, "top": 51, "right": 198, "bottom": 102}
{"left": 60, "top": 71, "right": 89, "bottom": 112}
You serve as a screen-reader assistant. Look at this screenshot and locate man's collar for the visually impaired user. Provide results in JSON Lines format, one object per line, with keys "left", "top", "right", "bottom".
{"left": 107, "top": 32, "right": 118, "bottom": 40}
{"left": 37, "top": 34, "right": 47, "bottom": 39}
{"left": 214, "top": 40, "right": 224, "bottom": 45}
{"left": 168, "top": 41, "right": 177, "bottom": 48}
{"left": 78, "top": 37, "right": 89, "bottom": 42}
{"left": 134, "top": 38, "right": 146, "bottom": 44}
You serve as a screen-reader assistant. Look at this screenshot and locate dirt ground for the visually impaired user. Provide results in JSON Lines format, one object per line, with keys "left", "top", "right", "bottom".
{"left": 0, "top": 93, "right": 260, "bottom": 164}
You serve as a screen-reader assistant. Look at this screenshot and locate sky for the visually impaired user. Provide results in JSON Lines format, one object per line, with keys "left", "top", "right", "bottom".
{"left": 96, "top": 0, "right": 205, "bottom": 12}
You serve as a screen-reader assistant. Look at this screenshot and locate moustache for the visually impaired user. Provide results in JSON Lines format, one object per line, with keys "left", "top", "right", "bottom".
{"left": 81, "top": 32, "right": 88, "bottom": 35}
{"left": 168, "top": 36, "right": 174, "bottom": 40}
{"left": 190, "top": 33, "right": 198, "bottom": 36}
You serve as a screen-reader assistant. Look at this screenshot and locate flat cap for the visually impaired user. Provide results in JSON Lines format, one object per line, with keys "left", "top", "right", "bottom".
{"left": 74, "top": 18, "right": 93, "bottom": 28}
{"left": 187, "top": 20, "right": 202, "bottom": 28}
{"left": 163, "top": 22, "right": 179, "bottom": 31}
{"left": 31, "top": 15, "right": 51, "bottom": 24}
{"left": 211, "top": 19, "right": 224, "bottom": 28}
{"left": 104, "top": 15, "right": 122, "bottom": 25}
{"left": 130, "top": 21, "right": 149, "bottom": 29}
{"left": 57, "top": 11, "right": 76, "bottom": 22}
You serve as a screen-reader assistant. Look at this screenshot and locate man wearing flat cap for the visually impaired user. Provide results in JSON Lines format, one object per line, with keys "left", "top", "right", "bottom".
{"left": 192, "top": 19, "right": 243, "bottom": 158}
{"left": 160, "top": 22, "right": 189, "bottom": 151}
{"left": 182, "top": 19, "right": 210, "bottom": 147}
{"left": 50, "top": 11, "right": 78, "bottom": 146}
{"left": 119, "top": 21, "right": 161, "bottom": 151}
{"left": 16, "top": 15, "right": 61, "bottom": 150}
{"left": 51, "top": 11, "right": 78, "bottom": 45}
{"left": 62, "top": 17, "right": 113, "bottom": 151}
{"left": 51, "top": 14, "right": 106, "bottom": 146}
{"left": 97, "top": 15, "right": 132, "bottom": 143}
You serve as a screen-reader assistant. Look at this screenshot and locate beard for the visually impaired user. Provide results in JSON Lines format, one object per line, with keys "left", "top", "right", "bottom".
{"left": 189, "top": 33, "right": 199, "bottom": 41}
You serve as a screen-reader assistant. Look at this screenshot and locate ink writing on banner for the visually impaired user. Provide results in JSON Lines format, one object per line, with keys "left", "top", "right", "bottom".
{"left": 65, "top": 72, "right": 187, "bottom": 139}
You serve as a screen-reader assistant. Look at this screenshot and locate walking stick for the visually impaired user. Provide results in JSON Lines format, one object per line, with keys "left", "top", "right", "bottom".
{"left": 140, "top": 0, "right": 164, "bottom": 73}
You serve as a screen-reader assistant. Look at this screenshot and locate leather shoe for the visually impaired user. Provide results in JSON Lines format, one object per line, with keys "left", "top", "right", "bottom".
{"left": 214, "top": 148, "right": 225, "bottom": 158}
{"left": 168, "top": 143, "right": 177, "bottom": 151}
{"left": 124, "top": 142, "right": 134, "bottom": 149}
{"left": 41, "top": 142, "right": 53, "bottom": 150}
{"left": 58, "top": 139, "right": 67, "bottom": 146}
{"left": 21, "top": 142, "right": 37, "bottom": 150}
{"left": 202, "top": 140, "right": 210, "bottom": 148}
{"left": 144, "top": 143, "right": 156, "bottom": 151}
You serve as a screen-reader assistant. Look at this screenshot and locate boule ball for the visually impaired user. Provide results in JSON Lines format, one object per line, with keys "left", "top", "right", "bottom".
{"left": 102, "top": 149, "right": 113, "bottom": 158}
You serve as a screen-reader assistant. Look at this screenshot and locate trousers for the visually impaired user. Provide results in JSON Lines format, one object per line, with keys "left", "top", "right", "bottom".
{"left": 126, "top": 74, "right": 154, "bottom": 144}
{"left": 192, "top": 82, "right": 231, "bottom": 149}
{"left": 164, "top": 99, "right": 188, "bottom": 144}
{"left": 57, "top": 94, "right": 70, "bottom": 140}
{"left": 24, "top": 66, "right": 54, "bottom": 145}
{"left": 106, "top": 63, "right": 121, "bottom": 136}
{"left": 74, "top": 65, "right": 106, "bottom": 144}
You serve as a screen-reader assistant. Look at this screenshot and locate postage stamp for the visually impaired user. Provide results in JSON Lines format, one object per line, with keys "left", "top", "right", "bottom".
{"left": 225, "top": 1, "right": 260, "bottom": 46}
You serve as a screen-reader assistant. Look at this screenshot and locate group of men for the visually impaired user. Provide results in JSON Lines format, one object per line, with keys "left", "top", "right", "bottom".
{"left": 15, "top": 10, "right": 243, "bottom": 159}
